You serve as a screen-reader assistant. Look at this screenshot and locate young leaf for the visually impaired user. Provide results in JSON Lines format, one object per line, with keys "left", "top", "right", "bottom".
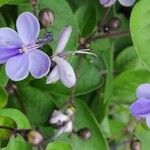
{"left": 130, "top": 0, "right": 150, "bottom": 70}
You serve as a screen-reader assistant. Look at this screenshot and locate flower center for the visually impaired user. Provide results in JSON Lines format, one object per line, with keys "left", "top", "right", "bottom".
{"left": 19, "top": 44, "right": 41, "bottom": 53}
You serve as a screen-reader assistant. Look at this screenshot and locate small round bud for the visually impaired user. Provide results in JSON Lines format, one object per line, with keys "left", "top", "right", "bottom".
{"left": 130, "top": 138, "right": 141, "bottom": 150}
{"left": 103, "top": 17, "right": 121, "bottom": 33}
{"left": 39, "top": 8, "right": 55, "bottom": 28}
{"left": 27, "top": 130, "right": 43, "bottom": 146}
{"left": 65, "top": 107, "right": 76, "bottom": 116}
{"left": 30, "top": 0, "right": 37, "bottom": 7}
{"left": 77, "top": 128, "right": 92, "bottom": 140}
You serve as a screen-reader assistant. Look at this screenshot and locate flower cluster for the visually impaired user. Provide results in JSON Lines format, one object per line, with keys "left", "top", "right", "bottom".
{"left": 130, "top": 84, "right": 150, "bottom": 127}
{"left": 49, "top": 107, "right": 75, "bottom": 138}
{"left": 0, "top": 12, "right": 76, "bottom": 88}
{"left": 99, "top": 0, "right": 135, "bottom": 7}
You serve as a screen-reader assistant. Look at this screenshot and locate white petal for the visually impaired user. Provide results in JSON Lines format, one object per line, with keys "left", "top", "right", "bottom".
{"left": 46, "top": 66, "right": 59, "bottom": 84}
{"left": 102, "top": 0, "right": 117, "bottom": 7}
{"left": 50, "top": 110, "right": 69, "bottom": 124}
{"left": 53, "top": 56, "right": 76, "bottom": 88}
{"left": 55, "top": 25, "right": 72, "bottom": 55}
{"left": 146, "top": 116, "right": 150, "bottom": 128}
{"left": 118, "top": 0, "right": 135, "bottom": 7}
{"left": 61, "top": 121, "right": 73, "bottom": 133}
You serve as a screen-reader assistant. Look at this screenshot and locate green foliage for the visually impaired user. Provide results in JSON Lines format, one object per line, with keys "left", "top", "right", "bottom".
{"left": 46, "top": 141, "right": 72, "bottom": 150}
{"left": 130, "top": 0, "right": 150, "bottom": 70}
{"left": 0, "top": 0, "right": 150, "bottom": 149}
{"left": 0, "top": 108, "right": 31, "bottom": 128}
{"left": 75, "top": 4, "right": 97, "bottom": 37}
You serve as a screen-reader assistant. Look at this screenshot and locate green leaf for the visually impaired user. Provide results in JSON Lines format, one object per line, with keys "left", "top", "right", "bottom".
{"left": 112, "top": 70, "right": 150, "bottom": 103}
{"left": 135, "top": 125, "right": 150, "bottom": 150}
{"left": 75, "top": 4, "right": 97, "bottom": 37}
{"left": 0, "top": 117, "right": 16, "bottom": 140}
{"left": 2, "top": 136, "right": 32, "bottom": 150}
{"left": 114, "top": 14, "right": 132, "bottom": 52}
{"left": 0, "top": 0, "right": 27, "bottom": 7}
{"left": 0, "top": 66, "right": 8, "bottom": 87}
{"left": 115, "top": 46, "right": 144, "bottom": 73}
{"left": 46, "top": 141, "right": 72, "bottom": 150}
{"left": 0, "top": 0, "right": 9, "bottom": 7}
{"left": 130, "top": 0, "right": 150, "bottom": 70}
{"left": 0, "top": 87, "right": 8, "bottom": 108}
{"left": 0, "top": 109, "right": 31, "bottom": 128}
{"left": 12, "top": 86, "right": 55, "bottom": 126}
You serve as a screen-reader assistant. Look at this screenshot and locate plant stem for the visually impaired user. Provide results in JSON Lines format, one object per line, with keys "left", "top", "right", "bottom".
{"left": 91, "top": 30, "right": 130, "bottom": 41}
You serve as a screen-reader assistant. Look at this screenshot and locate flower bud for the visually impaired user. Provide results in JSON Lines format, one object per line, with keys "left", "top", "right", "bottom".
{"left": 27, "top": 130, "right": 43, "bottom": 146}
{"left": 39, "top": 8, "right": 55, "bottom": 28}
{"left": 77, "top": 128, "right": 92, "bottom": 140}
{"left": 30, "top": 0, "right": 37, "bottom": 7}
{"left": 65, "top": 106, "right": 76, "bottom": 116}
{"left": 103, "top": 17, "right": 121, "bottom": 33}
{"left": 130, "top": 138, "right": 141, "bottom": 150}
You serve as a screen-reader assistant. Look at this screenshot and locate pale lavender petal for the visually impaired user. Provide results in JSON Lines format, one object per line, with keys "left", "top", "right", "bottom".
{"left": 0, "top": 47, "right": 20, "bottom": 64}
{"left": 28, "top": 49, "right": 51, "bottom": 78}
{"left": 136, "top": 83, "right": 150, "bottom": 99}
{"left": 55, "top": 25, "right": 72, "bottom": 55}
{"left": 99, "top": 0, "right": 110, "bottom": 5}
{"left": 53, "top": 56, "right": 76, "bottom": 88}
{"left": 16, "top": 12, "right": 40, "bottom": 45}
{"left": 130, "top": 98, "right": 150, "bottom": 118}
{"left": 146, "top": 116, "right": 150, "bottom": 128}
{"left": 5, "top": 54, "right": 29, "bottom": 81}
{"left": 99, "top": 0, "right": 116, "bottom": 7}
{"left": 61, "top": 121, "right": 73, "bottom": 133}
{"left": 118, "top": 0, "right": 135, "bottom": 7}
{"left": 46, "top": 66, "right": 59, "bottom": 84}
{"left": 0, "top": 27, "right": 22, "bottom": 47}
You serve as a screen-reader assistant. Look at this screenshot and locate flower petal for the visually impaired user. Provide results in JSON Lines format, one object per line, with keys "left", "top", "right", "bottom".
{"left": 5, "top": 54, "right": 29, "bottom": 81}
{"left": 28, "top": 49, "right": 51, "bottom": 78}
{"left": 50, "top": 110, "right": 69, "bottom": 124}
{"left": 130, "top": 98, "right": 150, "bottom": 118}
{"left": 146, "top": 116, "right": 150, "bottom": 128}
{"left": 0, "top": 47, "right": 20, "bottom": 64}
{"left": 61, "top": 121, "right": 73, "bottom": 133}
{"left": 53, "top": 56, "right": 76, "bottom": 88}
{"left": 46, "top": 66, "right": 59, "bottom": 84}
{"left": 118, "top": 0, "right": 135, "bottom": 7}
{"left": 99, "top": 0, "right": 117, "bottom": 7}
{"left": 16, "top": 12, "right": 40, "bottom": 45}
{"left": 55, "top": 25, "right": 72, "bottom": 55}
{"left": 0, "top": 27, "right": 22, "bottom": 47}
{"left": 136, "top": 83, "right": 150, "bottom": 99}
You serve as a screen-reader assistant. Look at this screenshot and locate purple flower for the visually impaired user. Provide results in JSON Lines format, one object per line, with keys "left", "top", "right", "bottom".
{"left": 99, "top": 0, "right": 135, "bottom": 7}
{"left": 130, "top": 84, "right": 150, "bottom": 127}
{"left": 0, "top": 12, "right": 51, "bottom": 81}
{"left": 46, "top": 25, "right": 76, "bottom": 88}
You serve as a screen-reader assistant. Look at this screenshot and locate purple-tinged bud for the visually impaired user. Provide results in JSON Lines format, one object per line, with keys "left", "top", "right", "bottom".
{"left": 30, "top": 0, "right": 37, "bottom": 7}
{"left": 27, "top": 130, "right": 43, "bottom": 146}
{"left": 103, "top": 17, "right": 121, "bottom": 33}
{"left": 39, "top": 8, "right": 55, "bottom": 28}
{"left": 77, "top": 128, "right": 92, "bottom": 140}
{"left": 130, "top": 138, "right": 141, "bottom": 150}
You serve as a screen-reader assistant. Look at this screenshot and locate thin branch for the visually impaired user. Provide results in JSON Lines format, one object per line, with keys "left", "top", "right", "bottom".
{"left": 91, "top": 30, "right": 130, "bottom": 41}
